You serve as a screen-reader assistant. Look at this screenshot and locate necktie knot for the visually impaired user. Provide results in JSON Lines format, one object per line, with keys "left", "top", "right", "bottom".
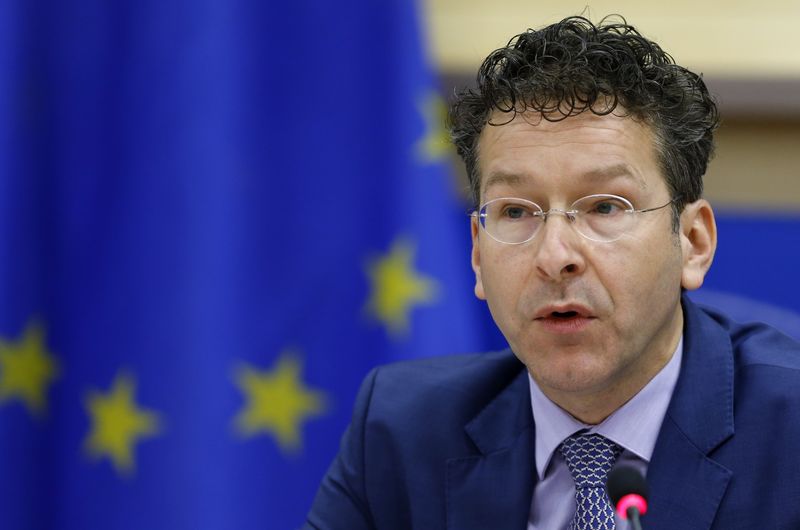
{"left": 559, "top": 432, "right": 623, "bottom": 487}
{"left": 558, "top": 432, "right": 623, "bottom": 529}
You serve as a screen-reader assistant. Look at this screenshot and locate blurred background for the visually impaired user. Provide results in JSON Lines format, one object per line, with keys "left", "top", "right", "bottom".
{"left": 1, "top": 0, "right": 798, "bottom": 528}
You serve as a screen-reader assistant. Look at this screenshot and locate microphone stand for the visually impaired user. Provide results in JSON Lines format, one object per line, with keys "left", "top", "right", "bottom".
{"left": 626, "top": 506, "right": 643, "bottom": 530}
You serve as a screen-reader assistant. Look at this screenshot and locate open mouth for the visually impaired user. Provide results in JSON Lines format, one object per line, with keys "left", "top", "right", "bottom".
{"left": 533, "top": 305, "right": 595, "bottom": 332}
{"left": 536, "top": 308, "right": 594, "bottom": 333}
{"left": 551, "top": 311, "right": 579, "bottom": 319}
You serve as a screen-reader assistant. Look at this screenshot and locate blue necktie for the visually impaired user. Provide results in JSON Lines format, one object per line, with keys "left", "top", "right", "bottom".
{"left": 559, "top": 432, "right": 623, "bottom": 530}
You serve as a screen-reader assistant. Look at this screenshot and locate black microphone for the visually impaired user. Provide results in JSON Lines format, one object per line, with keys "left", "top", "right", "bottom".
{"left": 607, "top": 465, "right": 648, "bottom": 530}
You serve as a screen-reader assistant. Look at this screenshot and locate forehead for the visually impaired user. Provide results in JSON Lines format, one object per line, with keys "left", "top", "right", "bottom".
{"left": 476, "top": 111, "right": 663, "bottom": 198}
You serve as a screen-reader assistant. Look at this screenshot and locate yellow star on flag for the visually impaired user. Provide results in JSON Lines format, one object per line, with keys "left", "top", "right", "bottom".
{"left": 364, "top": 237, "right": 439, "bottom": 336}
{"left": 232, "top": 351, "right": 328, "bottom": 454}
{"left": 0, "top": 321, "right": 59, "bottom": 417}
{"left": 84, "top": 372, "right": 162, "bottom": 476}
{"left": 414, "top": 91, "right": 453, "bottom": 163}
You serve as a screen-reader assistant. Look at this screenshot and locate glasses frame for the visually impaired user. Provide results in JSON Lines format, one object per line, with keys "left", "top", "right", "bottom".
{"left": 470, "top": 194, "right": 680, "bottom": 244}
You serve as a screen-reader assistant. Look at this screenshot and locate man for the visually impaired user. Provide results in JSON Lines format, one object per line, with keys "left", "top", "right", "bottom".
{"left": 306, "top": 16, "right": 800, "bottom": 530}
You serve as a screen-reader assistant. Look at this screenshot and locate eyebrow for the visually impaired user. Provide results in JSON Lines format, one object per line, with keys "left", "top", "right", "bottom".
{"left": 482, "top": 163, "right": 647, "bottom": 194}
{"left": 482, "top": 172, "right": 523, "bottom": 193}
{"left": 581, "top": 164, "right": 648, "bottom": 189}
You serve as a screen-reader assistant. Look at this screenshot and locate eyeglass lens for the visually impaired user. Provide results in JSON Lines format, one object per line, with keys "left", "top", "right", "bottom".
{"left": 479, "top": 195, "right": 636, "bottom": 243}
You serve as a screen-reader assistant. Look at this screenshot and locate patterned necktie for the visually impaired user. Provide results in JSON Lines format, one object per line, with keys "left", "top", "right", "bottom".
{"left": 558, "top": 432, "right": 623, "bottom": 530}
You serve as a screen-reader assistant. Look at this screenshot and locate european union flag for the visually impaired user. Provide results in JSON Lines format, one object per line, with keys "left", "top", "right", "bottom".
{"left": 0, "top": 1, "right": 489, "bottom": 528}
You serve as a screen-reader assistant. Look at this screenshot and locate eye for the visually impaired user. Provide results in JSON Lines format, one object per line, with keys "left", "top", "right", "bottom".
{"left": 583, "top": 197, "right": 629, "bottom": 216}
{"left": 503, "top": 206, "right": 529, "bottom": 219}
{"left": 593, "top": 201, "right": 619, "bottom": 215}
{"left": 483, "top": 198, "right": 539, "bottom": 223}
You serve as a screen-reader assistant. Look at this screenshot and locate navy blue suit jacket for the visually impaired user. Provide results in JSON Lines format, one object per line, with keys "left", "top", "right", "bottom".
{"left": 307, "top": 298, "right": 800, "bottom": 529}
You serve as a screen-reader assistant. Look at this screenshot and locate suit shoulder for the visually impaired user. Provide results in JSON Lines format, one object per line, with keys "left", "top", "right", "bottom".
{"left": 375, "top": 349, "right": 518, "bottom": 378}
{"left": 372, "top": 349, "right": 523, "bottom": 391}
{"left": 366, "top": 350, "right": 525, "bottom": 422}
{"left": 700, "top": 304, "right": 800, "bottom": 372}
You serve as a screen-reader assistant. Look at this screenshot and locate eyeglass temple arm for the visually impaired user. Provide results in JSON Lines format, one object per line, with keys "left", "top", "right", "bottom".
{"left": 635, "top": 195, "right": 682, "bottom": 214}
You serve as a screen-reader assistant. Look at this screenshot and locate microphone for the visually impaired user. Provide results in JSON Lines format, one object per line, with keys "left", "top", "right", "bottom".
{"left": 607, "top": 465, "right": 648, "bottom": 530}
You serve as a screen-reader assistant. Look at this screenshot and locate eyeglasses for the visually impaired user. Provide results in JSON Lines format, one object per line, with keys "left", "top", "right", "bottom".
{"left": 471, "top": 194, "right": 679, "bottom": 244}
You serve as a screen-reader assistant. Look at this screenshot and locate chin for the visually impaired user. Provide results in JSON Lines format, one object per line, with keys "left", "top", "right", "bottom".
{"left": 528, "top": 356, "right": 615, "bottom": 395}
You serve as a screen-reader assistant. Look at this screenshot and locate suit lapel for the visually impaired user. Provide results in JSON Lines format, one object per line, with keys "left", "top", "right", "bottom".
{"left": 644, "top": 297, "right": 735, "bottom": 530}
{"left": 446, "top": 366, "right": 536, "bottom": 530}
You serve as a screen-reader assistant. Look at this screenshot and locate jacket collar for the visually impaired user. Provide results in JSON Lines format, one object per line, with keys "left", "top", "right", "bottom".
{"left": 644, "top": 295, "right": 735, "bottom": 530}
{"left": 446, "top": 357, "right": 535, "bottom": 530}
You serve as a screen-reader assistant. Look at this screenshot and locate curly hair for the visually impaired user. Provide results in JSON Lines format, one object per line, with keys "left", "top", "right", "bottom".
{"left": 448, "top": 15, "right": 719, "bottom": 227}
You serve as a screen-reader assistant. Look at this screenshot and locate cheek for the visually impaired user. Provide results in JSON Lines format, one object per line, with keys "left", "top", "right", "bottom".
{"left": 603, "top": 244, "right": 683, "bottom": 326}
{"left": 644, "top": 241, "right": 684, "bottom": 291}
{"left": 480, "top": 251, "right": 530, "bottom": 323}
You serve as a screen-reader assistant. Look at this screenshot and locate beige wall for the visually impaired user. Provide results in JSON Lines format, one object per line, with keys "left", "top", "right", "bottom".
{"left": 708, "top": 120, "right": 800, "bottom": 210}
{"left": 427, "top": 2, "right": 800, "bottom": 211}
{"left": 423, "top": 0, "right": 800, "bottom": 79}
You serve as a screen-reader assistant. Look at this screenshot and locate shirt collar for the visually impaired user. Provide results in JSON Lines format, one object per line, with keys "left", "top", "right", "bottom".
{"left": 528, "top": 336, "right": 684, "bottom": 480}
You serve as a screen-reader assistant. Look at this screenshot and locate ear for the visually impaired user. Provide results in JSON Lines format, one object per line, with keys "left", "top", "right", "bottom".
{"left": 471, "top": 217, "right": 487, "bottom": 300}
{"left": 679, "top": 199, "right": 717, "bottom": 290}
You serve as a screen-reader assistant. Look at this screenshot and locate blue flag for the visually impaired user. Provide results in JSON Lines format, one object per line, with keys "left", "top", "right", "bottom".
{"left": 0, "top": 1, "right": 488, "bottom": 528}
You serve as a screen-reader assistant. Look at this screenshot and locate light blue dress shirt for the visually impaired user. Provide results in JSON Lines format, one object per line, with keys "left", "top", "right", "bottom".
{"left": 527, "top": 338, "right": 683, "bottom": 530}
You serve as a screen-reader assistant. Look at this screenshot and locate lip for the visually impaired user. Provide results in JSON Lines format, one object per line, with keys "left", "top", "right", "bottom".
{"left": 533, "top": 304, "right": 594, "bottom": 319}
{"left": 533, "top": 304, "right": 596, "bottom": 334}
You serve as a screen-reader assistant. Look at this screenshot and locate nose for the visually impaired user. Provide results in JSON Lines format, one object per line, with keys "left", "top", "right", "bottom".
{"left": 532, "top": 213, "right": 586, "bottom": 282}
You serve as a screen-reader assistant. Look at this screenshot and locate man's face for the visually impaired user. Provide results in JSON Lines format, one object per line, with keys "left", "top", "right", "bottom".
{"left": 472, "top": 111, "right": 694, "bottom": 404}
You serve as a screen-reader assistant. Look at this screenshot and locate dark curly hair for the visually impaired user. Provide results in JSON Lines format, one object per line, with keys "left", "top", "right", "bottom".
{"left": 448, "top": 15, "right": 719, "bottom": 228}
